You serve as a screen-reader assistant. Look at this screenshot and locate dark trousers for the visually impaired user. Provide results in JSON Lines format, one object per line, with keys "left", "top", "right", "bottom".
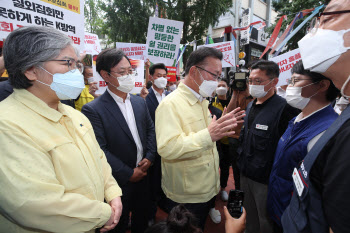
{"left": 111, "top": 176, "right": 151, "bottom": 233}
{"left": 164, "top": 196, "right": 216, "bottom": 230}
{"left": 218, "top": 139, "right": 241, "bottom": 190}
{"left": 148, "top": 153, "right": 167, "bottom": 220}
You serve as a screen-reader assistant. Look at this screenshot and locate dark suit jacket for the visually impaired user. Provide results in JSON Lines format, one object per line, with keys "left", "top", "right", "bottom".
{"left": 145, "top": 87, "right": 170, "bottom": 123}
{"left": 82, "top": 91, "right": 156, "bottom": 187}
{"left": 0, "top": 80, "right": 13, "bottom": 102}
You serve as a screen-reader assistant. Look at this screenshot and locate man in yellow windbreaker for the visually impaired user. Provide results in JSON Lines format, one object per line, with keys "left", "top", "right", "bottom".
{"left": 155, "top": 47, "right": 245, "bottom": 230}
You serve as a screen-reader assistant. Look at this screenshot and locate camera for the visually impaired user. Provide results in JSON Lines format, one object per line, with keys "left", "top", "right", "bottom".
{"left": 227, "top": 189, "right": 244, "bottom": 218}
{"left": 229, "top": 70, "right": 248, "bottom": 91}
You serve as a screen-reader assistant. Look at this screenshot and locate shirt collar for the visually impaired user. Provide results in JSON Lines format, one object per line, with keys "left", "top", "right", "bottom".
{"left": 183, "top": 83, "right": 203, "bottom": 103}
{"left": 107, "top": 87, "right": 130, "bottom": 103}
{"left": 294, "top": 104, "right": 330, "bottom": 123}
{"left": 13, "top": 88, "right": 64, "bottom": 122}
{"left": 152, "top": 86, "right": 165, "bottom": 97}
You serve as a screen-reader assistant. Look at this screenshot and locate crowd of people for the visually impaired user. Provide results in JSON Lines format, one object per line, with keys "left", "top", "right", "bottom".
{"left": 0, "top": 0, "right": 349, "bottom": 232}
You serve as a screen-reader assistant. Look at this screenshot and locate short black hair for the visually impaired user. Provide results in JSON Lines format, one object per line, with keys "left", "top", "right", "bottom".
{"left": 184, "top": 47, "right": 223, "bottom": 76}
{"left": 292, "top": 60, "right": 339, "bottom": 102}
{"left": 96, "top": 48, "right": 130, "bottom": 75}
{"left": 150, "top": 63, "right": 167, "bottom": 75}
{"left": 251, "top": 59, "right": 280, "bottom": 79}
{"left": 218, "top": 78, "right": 229, "bottom": 86}
{"left": 145, "top": 204, "right": 202, "bottom": 233}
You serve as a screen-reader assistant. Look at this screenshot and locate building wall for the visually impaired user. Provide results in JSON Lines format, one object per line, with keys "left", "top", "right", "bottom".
{"left": 254, "top": 0, "right": 268, "bottom": 19}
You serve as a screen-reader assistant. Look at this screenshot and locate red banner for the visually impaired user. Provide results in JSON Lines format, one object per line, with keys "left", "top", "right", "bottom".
{"left": 260, "top": 15, "right": 287, "bottom": 59}
{"left": 166, "top": 66, "right": 177, "bottom": 82}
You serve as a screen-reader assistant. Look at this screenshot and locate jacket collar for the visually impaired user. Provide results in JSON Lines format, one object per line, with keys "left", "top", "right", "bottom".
{"left": 13, "top": 88, "right": 67, "bottom": 122}
{"left": 178, "top": 82, "right": 203, "bottom": 105}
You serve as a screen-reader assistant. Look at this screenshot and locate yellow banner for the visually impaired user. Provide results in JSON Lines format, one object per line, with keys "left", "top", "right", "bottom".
{"left": 40, "top": 0, "right": 81, "bottom": 14}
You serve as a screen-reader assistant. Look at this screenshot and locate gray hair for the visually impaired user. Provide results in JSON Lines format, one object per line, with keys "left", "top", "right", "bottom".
{"left": 3, "top": 26, "right": 77, "bottom": 89}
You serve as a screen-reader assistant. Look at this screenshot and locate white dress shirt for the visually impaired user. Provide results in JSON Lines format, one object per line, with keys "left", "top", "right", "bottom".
{"left": 152, "top": 86, "right": 166, "bottom": 103}
{"left": 107, "top": 88, "right": 143, "bottom": 166}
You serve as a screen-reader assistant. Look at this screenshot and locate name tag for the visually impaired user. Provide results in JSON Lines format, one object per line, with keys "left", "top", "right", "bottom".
{"left": 256, "top": 124, "right": 268, "bottom": 130}
{"left": 292, "top": 168, "right": 304, "bottom": 196}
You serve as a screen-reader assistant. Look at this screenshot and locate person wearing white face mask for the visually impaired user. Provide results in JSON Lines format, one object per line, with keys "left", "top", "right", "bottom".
{"left": 282, "top": 2, "right": 350, "bottom": 233}
{"left": 237, "top": 60, "right": 300, "bottom": 233}
{"left": 268, "top": 61, "right": 339, "bottom": 233}
{"left": 0, "top": 26, "right": 123, "bottom": 233}
{"left": 155, "top": 47, "right": 246, "bottom": 230}
{"left": 144, "top": 63, "right": 171, "bottom": 226}
{"left": 207, "top": 78, "right": 231, "bottom": 224}
{"left": 82, "top": 48, "right": 157, "bottom": 233}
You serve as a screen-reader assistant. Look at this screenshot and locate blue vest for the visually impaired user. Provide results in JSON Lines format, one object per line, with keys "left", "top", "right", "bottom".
{"left": 282, "top": 106, "right": 350, "bottom": 233}
{"left": 268, "top": 105, "right": 338, "bottom": 226}
{"left": 238, "top": 94, "right": 287, "bottom": 184}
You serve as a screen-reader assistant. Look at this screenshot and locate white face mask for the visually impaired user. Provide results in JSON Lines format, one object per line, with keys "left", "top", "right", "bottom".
{"left": 169, "top": 84, "right": 177, "bottom": 91}
{"left": 216, "top": 87, "right": 228, "bottom": 96}
{"left": 298, "top": 28, "right": 350, "bottom": 73}
{"left": 38, "top": 67, "right": 85, "bottom": 100}
{"left": 153, "top": 77, "right": 167, "bottom": 89}
{"left": 195, "top": 68, "right": 218, "bottom": 98}
{"left": 110, "top": 73, "right": 135, "bottom": 93}
{"left": 249, "top": 79, "right": 274, "bottom": 98}
{"left": 285, "top": 82, "right": 318, "bottom": 110}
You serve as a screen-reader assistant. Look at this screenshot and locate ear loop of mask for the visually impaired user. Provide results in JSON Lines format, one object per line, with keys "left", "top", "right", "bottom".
{"left": 192, "top": 68, "right": 204, "bottom": 88}
{"left": 264, "top": 78, "right": 275, "bottom": 92}
{"left": 108, "top": 72, "right": 119, "bottom": 89}
{"left": 36, "top": 66, "right": 53, "bottom": 86}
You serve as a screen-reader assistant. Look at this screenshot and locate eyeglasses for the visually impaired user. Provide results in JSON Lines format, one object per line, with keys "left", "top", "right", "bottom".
{"left": 195, "top": 66, "right": 223, "bottom": 80}
{"left": 247, "top": 78, "right": 272, "bottom": 85}
{"left": 307, "top": 10, "right": 350, "bottom": 35}
{"left": 48, "top": 59, "right": 84, "bottom": 74}
{"left": 287, "top": 78, "right": 313, "bottom": 86}
{"left": 109, "top": 70, "right": 136, "bottom": 77}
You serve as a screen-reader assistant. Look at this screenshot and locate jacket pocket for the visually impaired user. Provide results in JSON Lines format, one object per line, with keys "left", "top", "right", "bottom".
{"left": 184, "top": 159, "right": 215, "bottom": 195}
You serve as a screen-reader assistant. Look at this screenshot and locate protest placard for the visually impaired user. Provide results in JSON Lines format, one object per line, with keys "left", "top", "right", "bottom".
{"left": 0, "top": 0, "right": 85, "bottom": 51}
{"left": 269, "top": 48, "right": 302, "bottom": 86}
{"left": 166, "top": 66, "right": 177, "bottom": 82}
{"left": 84, "top": 32, "right": 101, "bottom": 55}
{"left": 130, "top": 59, "right": 145, "bottom": 94}
{"left": 146, "top": 17, "right": 183, "bottom": 67}
{"left": 198, "top": 41, "right": 236, "bottom": 68}
{"left": 116, "top": 42, "right": 148, "bottom": 60}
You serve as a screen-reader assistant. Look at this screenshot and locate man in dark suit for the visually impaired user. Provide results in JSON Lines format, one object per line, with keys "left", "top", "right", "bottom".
{"left": 145, "top": 63, "right": 170, "bottom": 222}
{"left": 82, "top": 48, "right": 156, "bottom": 233}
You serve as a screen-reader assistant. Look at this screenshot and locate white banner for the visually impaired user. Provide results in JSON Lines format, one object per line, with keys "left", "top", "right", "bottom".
{"left": 269, "top": 48, "right": 302, "bottom": 86}
{"left": 116, "top": 42, "right": 148, "bottom": 60}
{"left": 94, "top": 59, "right": 145, "bottom": 95}
{"left": 146, "top": 17, "right": 183, "bottom": 67}
{"left": 84, "top": 32, "right": 101, "bottom": 55}
{"left": 0, "top": 0, "right": 85, "bottom": 51}
{"left": 198, "top": 41, "right": 236, "bottom": 68}
{"left": 240, "top": 8, "right": 250, "bottom": 46}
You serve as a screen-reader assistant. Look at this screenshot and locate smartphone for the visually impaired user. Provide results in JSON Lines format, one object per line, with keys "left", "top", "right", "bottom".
{"left": 227, "top": 189, "right": 244, "bottom": 218}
